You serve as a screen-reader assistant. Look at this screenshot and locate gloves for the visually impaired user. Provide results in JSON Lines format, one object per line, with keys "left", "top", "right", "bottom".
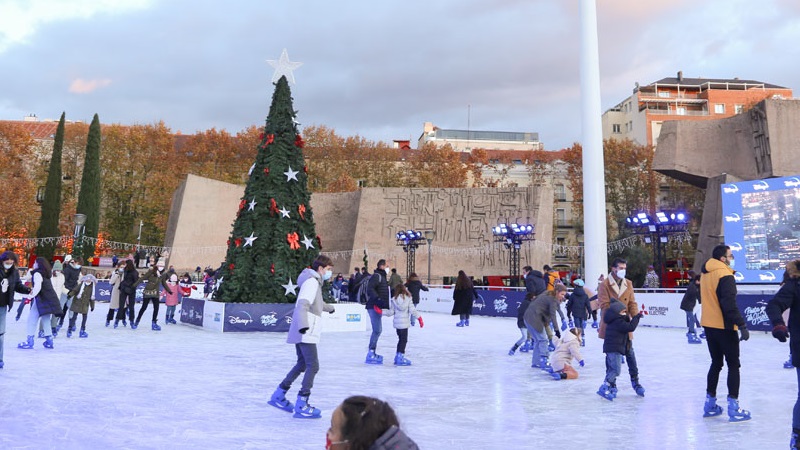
{"left": 373, "top": 305, "right": 383, "bottom": 315}
{"left": 561, "top": 319, "right": 568, "bottom": 331}
{"left": 636, "top": 312, "right": 644, "bottom": 319}
{"left": 1, "top": 278, "right": 8, "bottom": 293}
{"left": 418, "top": 316, "right": 424, "bottom": 328}
{"left": 90, "top": 305, "right": 94, "bottom": 312}
{"left": 739, "top": 327, "right": 750, "bottom": 342}
{"left": 299, "top": 327, "right": 308, "bottom": 334}
{"left": 772, "top": 324, "right": 789, "bottom": 342}
{"left": 568, "top": 319, "right": 574, "bottom": 329}
{"left": 579, "top": 360, "right": 585, "bottom": 367}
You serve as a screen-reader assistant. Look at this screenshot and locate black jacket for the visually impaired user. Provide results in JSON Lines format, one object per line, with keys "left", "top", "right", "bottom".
{"left": 365, "top": 269, "right": 389, "bottom": 309}
{"left": 0, "top": 266, "right": 30, "bottom": 310}
{"left": 517, "top": 298, "right": 532, "bottom": 328}
{"left": 404, "top": 279, "right": 428, "bottom": 304}
{"left": 602, "top": 301, "right": 641, "bottom": 354}
{"left": 63, "top": 263, "right": 81, "bottom": 291}
{"left": 766, "top": 260, "right": 800, "bottom": 367}
{"left": 31, "top": 269, "right": 63, "bottom": 317}
{"left": 680, "top": 282, "right": 701, "bottom": 311}
{"left": 566, "top": 286, "right": 592, "bottom": 321}
{"left": 525, "top": 271, "right": 546, "bottom": 297}
{"left": 121, "top": 268, "right": 140, "bottom": 295}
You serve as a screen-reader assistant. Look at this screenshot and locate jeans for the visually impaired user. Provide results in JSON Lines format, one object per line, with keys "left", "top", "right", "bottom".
{"left": 136, "top": 297, "right": 160, "bottom": 324}
{"left": 0, "top": 306, "right": 6, "bottom": 363}
{"left": 705, "top": 327, "right": 741, "bottom": 398}
{"left": 604, "top": 346, "right": 639, "bottom": 385}
{"left": 27, "top": 299, "right": 53, "bottom": 337}
{"left": 685, "top": 310, "right": 697, "bottom": 334}
{"left": 396, "top": 328, "right": 408, "bottom": 353}
{"left": 166, "top": 305, "right": 176, "bottom": 318}
{"left": 527, "top": 324, "right": 549, "bottom": 366}
{"left": 514, "top": 327, "right": 527, "bottom": 347}
{"left": 51, "top": 293, "right": 67, "bottom": 328}
{"left": 279, "top": 343, "right": 319, "bottom": 397}
{"left": 367, "top": 308, "right": 382, "bottom": 351}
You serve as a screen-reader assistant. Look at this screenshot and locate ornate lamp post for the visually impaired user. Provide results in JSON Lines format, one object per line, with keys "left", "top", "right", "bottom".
{"left": 72, "top": 213, "right": 87, "bottom": 258}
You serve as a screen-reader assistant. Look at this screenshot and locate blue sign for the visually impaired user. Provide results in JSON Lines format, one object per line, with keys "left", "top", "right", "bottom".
{"left": 180, "top": 297, "right": 205, "bottom": 326}
{"left": 222, "top": 303, "right": 295, "bottom": 332}
{"left": 472, "top": 290, "right": 525, "bottom": 318}
{"left": 736, "top": 294, "right": 775, "bottom": 332}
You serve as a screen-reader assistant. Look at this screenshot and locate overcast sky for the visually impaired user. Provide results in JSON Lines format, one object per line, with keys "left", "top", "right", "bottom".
{"left": 2, "top": 0, "right": 799, "bottom": 150}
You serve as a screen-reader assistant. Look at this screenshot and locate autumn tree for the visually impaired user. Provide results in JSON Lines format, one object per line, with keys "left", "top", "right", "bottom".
{"left": 407, "top": 143, "right": 470, "bottom": 187}
{"left": 0, "top": 123, "right": 39, "bottom": 237}
{"left": 35, "top": 112, "right": 65, "bottom": 259}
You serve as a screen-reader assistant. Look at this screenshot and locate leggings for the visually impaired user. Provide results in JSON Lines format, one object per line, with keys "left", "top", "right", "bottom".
{"left": 396, "top": 328, "right": 408, "bottom": 353}
{"left": 136, "top": 297, "right": 160, "bottom": 324}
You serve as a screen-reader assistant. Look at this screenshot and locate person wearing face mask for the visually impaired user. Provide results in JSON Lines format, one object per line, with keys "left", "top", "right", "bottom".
{"left": 0, "top": 252, "right": 31, "bottom": 367}
{"left": 597, "top": 257, "right": 645, "bottom": 397}
{"left": 67, "top": 273, "right": 96, "bottom": 338}
{"left": 57, "top": 256, "right": 82, "bottom": 330}
{"left": 106, "top": 261, "right": 125, "bottom": 327}
{"left": 268, "top": 255, "right": 335, "bottom": 419}
{"left": 17, "top": 257, "right": 61, "bottom": 350}
{"left": 134, "top": 260, "right": 172, "bottom": 331}
{"left": 325, "top": 396, "right": 418, "bottom": 450}
{"left": 364, "top": 259, "right": 390, "bottom": 364}
{"left": 680, "top": 274, "right": 703, "bottom": 344}
{"left": 700, "top": 244, "right": 751, "bottom": 422}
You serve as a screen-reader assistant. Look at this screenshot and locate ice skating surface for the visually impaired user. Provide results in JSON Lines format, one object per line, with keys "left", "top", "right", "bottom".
{"left": 0, "top": 303, "right": 794, "bottom": 450}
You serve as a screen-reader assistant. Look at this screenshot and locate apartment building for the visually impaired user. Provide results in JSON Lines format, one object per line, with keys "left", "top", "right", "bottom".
{"left": 418, "top": 121, "right": 543, "bottom": 152}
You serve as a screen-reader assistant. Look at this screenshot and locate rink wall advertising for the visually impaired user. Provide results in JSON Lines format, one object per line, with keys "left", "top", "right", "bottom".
{"left": 720, "top": 174, "right": 800, "bottom": 284}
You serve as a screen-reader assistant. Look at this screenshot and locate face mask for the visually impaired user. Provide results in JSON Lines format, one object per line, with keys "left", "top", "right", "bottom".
{"left": 84, "top": 281, "right": 91, "bottom": 286}
{"left": 326, "top": 436, "right": 348, "bottom": 449}
{"left": 616, "top": 269, "right": 626, "bottom": 279}
{"left": 74, "top": 264, "right": 81, "bottom": 269}
{"left": 323, "top": 269, "right": 333, "bottom": 281}
{"left": 728, "top": 258, "right": 735, "bottom": 269}
{"left": 32, "top": 263, "right": 38, "bottom": 270}
{"left": 3, "top": 263, "right": 12, "bottom": 270}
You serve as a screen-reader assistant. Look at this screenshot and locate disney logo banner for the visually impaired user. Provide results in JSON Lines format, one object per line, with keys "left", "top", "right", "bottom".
{"left": 222, "top": 303, "right": 295, "bottom": 332}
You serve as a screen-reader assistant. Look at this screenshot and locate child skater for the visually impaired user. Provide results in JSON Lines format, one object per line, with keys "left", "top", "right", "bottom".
{"left": 179, "top": 272, "right": 197, "bottom": 299}
{"left": 67, "top": 274, "right": 96, "bottom": 338}
{"left": 162, "top": 271, "right": 179, "bottom": 324}
{"left": 509, "top": 292, "right": 533, "bottom": 355}
{"left": 565, "top": 279, "right": 592, "bottom": 346}
{"left": 550, "top": 327, "right": 585, "bottom": 380}
{"left": 268, "top": 255, "right": 335, "bottom": 419}
{"left": 597, "top": 299, "right": 643, "bottom": 400}
{"left": 378, "top": 284, "right": 423, "bottom": 366}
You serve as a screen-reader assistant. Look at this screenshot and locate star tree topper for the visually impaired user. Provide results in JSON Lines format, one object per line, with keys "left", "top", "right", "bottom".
{"left": 267, "top": 48, "right": 303, "bottom": 84}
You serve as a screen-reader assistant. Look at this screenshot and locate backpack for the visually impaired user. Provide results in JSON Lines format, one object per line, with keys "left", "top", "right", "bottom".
{"left": 356, "top": 274, "right": 372, "bottom": 304}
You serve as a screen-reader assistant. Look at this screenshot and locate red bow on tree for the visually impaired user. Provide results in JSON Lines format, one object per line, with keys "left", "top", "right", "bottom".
{"left": 266, "top": 134, "right": 275, "bottom": 145}
{"left": 238, "top": 199, "right": 246, "bottom": 211}
{"left": 295, "top": 134, "right": 305, "bottom": 148}
{"left": 270, "top": 198, "right": 279, "bottom": 215}
{"left": 287, "top": 232, "right": 300, "bottom": 250}
{"left": 298, "top": 204, "right": 306, "bottom": 220}
{"left": 235, "top": 238, "right": 242, "bottom": 247}
{"left": 270, "top": 264, "right": 275, "bottom": 274}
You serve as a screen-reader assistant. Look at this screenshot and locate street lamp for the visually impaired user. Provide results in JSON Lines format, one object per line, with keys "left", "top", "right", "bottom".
{"left": 72, "top": 213, "right": 87, "bottom": 258}
{"left": 626, "top": 210, "right": 689, "bottom": 285}
{"left": 424, "top": 230, "right": 436, "bottom": 284}
{"left": 492, "top": 222, "right": 535, "bottom": 286}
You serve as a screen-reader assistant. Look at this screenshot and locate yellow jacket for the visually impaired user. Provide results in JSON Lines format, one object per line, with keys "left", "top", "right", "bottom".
{"left": 700, "top": 258, "right": 745, "bottom": 330}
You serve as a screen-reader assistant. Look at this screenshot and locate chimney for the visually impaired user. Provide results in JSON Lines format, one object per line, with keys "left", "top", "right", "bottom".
{"left": 677, "top": 71, "right": 683, "bottom": 82}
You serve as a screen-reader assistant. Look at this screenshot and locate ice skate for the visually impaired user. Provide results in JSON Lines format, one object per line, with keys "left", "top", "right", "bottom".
{"left": 597, "top": 383, "right": 617, "bottom": 401}
{"left": 631, "top": 378, "right": 645, "bottom": 397}
{"left": 267, "top": 387, "right": 294, "bottom": 412}
{"left": 365, "top": 350, "right": 383, "bottom": 365}
{"left": 114, "top": 321, "right": 119, "bottom": 329}
{"left": 791, "top": 429, "right": 799, "bottom": 449}
{"left": 43, "top": 336, "right": 54, "bottom": 349}
{"left": 79, "top": 330, "right": 88, "bottom": 338}
{"left": 17, "top": 335, "right": 34, "bottom": 349}
{"left": 548, "top": 340, "right": 555, "bottom": 352}
{"left": 131, "top": 322, "right": 138, "bottom": 330}
{"left": 785, "top": 357, "right": 793, "bottom": 369}
{"left": 591, "top": 320, "right": 598, "bottom": 329}
{"left": 727, "top": 397, "right": 751, "bottom": 422}
{"left": 508, "top": 344, "right": 520, "bottom": 356}
{"left": 456, "top": 320, "right": 465, "bottom": 327}
{"left": 703, "top": 394, "right": 723, "bottom": 417}
{"left": 394, "top": 352, "right": 411, "bottom": 366}
{"left": 687, "top": 332, "right": 702, "bottom": 344}
{"left": 105, "top": 320, "right": 110, "bottom": 327}
{"left": 66, "top": 328, "right": 73, "bottom": 338}
{"left": 122, "top": 320, "right": 128, "bottom": 327}
{"left": 51, "top": 327, "right": 58, "bottom": 338}
{"left": 152, "top": 321, "right": 161, "bottom": 331}
{"left": 551, "top": 372, "right": 567, "bottom": 381}
{"left": 465, "top": 319, "right": 470, "bottom": 326}
{"left": 37, "top": 330, "right": 45, "bottom": 339}
{"left": 520, "top": 341, "right": 531, "bottom": 353}
{"left": 293, "top": 395, "right": 321, "bottom": 419}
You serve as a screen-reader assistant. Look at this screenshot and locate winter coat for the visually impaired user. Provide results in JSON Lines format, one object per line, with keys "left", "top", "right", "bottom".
{"left": 643, "top": 271, "right": 660, "bottom": 288}
{"left": 120, "top": 268, "right": 140, "bottom": 297}
{"left": 524, "top": 291, "right": 561, "bottom": 332}
{"left": 566, "top": 286, "right": 592, "bottom": 321}
{"left": 179, "top": 279, "right": 197, "bottom": 298}
{"left": 602, "top": 300, "right": 641, "bottom": 354}
{"left": 597, "top": 273, "right": 638, "bottom": 339}
{"left": 69, "top": 282, "right": 95, "bottom": 315}
{"left": 50, "top": 272, "right": 66, "bottom": 301}
{"left": 551, "top": 329, "right": 583, "bottom": 372}
{"left": 767, "top": 260, "right": 800, "bottom": 368}
{"left": 366, "top": 269, "right": 390, "bottom": 310}
{"left": 451, "top": 286, "right": 477, "bottom": 316}
{"left": 368, "top": 425, "right": 419, "bottom": 450}
{"left": 109, "top": 271, "right": 123, "bottom": 309}
{"left": 700, "top": 258, "right": 745, "bottom": 331}
{"left": 349, "top": 272, "right": 362, "bottom": 295}
{"left": 404, "top": 279, "right": 428, "bottom": 305}
{"left": 203, "top": 274, "right": 215, "bottom": 294}
{"left": 164, "top": 273, "right": 180, "bottom": 306}
{"left": 680, "top": 282, "right": 701, "bottom": 311}
{"left": 141, "top": 269, "right": 171, "bottom": 299}
{"left": 517, "top": 298, "right": 532, "bottom": 328}
{"left": 30, "top": 270, "right": 61, "bottom": 317}
{"left": 388, "top": 272, "right": 403, "bottom": 292}
{"left": 525, "top": 271, "right": 546, "bottom": 297}
{"left": 286, "top": 268, "right": 335, "bottom": 344}
{"left": 0, "top": 266, "right": 29, "bottom": 310}
{"left": 63, "top": 263, "right": 81, "bottom": 291}
{"left": 382, "top": 293, "right": 420, "bottom": 330}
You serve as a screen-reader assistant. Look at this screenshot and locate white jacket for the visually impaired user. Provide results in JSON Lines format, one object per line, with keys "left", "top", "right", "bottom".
{"left": 551, "top": 330, "right": 583, "bottom": 372}
{"left": 383, "top": 293, "right": 420, "bottom": 330}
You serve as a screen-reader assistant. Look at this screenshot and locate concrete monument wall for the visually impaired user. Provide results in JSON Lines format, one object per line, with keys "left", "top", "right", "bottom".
{"left": 164, "top": 176, "right": 554, "bottom": 282}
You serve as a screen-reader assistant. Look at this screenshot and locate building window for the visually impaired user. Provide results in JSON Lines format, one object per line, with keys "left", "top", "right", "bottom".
{"left": 612, "top": 124, "right": 621, "bottom": 133}
{"left": 676, "top": 107, "right": 686, "bottom": 115}
{"left": 555, "top": 184, "right": 566, "bottom": 201}
{"left": 735, "top": 104, "right": 744, "bottom": 114}
{"left": 357, "top": 179, "right": 367, "bottom": 188}
{"left": 658, "top": 91, "right": 670, "bottom": 98}
{"left": 556, "top": 237, "right": 566, "bottom": 246}
{"left": 714, "top": 104, "right": 726, "bottom": 114}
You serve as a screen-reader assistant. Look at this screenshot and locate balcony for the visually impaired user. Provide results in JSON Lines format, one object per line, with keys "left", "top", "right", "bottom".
{"left": 642, "top": 108, "right": 710, "bottom": 117}
{"left": 556, "top": 219, "right": 572, "bottom": 228}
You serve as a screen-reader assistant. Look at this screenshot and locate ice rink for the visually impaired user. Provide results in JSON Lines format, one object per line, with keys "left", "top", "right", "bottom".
{"left": 0, "top": 302, "right": 795, "bottom": 450}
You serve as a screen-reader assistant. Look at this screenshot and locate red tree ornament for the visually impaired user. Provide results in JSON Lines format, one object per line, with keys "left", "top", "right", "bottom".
{"left": 235, "top": 238, "right": 242, "bottom": 247}
{"left": 229, "top": 263, "right": 235, "bottom": 271}
{"left": 259, "top": 132, "right": 265, "bottom": 141}
{"left": 295, "top": 134, "right": 305, "bottom": 148}
{"left": 266, "top": 134, "right": 275, "bottom": 145}
{"left": 298, "top": 204, "right": 306, "bottom": 220}
{"left": 238, "top": 199, "right": 246, "bottom": 211}
{"left": 227, "top": 239, "right": 231, "bottom": 246}
{"left": 270, "top": 264, "right": 275, "bottom": 274}
{"left": 287, "top": 232, "right": 300, "bottom": 250}
{"left": 264, "top": 167, "right": 270, "bottom": 176}
{"left": 303, "top": 165, "right": 308, "bottom": 173}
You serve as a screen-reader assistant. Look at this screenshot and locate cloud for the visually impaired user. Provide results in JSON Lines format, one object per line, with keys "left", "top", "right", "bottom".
{"left": 69, "top": 78, "right": 112, "bottom": 94}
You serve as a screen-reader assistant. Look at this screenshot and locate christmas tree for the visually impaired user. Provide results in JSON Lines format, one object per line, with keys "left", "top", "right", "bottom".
{"left": 215, "top": 76, "right": 319, "bottom": 303}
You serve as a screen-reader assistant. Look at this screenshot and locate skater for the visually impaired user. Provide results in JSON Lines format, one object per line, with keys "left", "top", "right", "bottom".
{"left": 597, "top": 258, "right": 644, "bottom": 395}
{"left": 268, "top": 255, "right": 335, "bottom": 419}
{"left": 67, "top": 274, "right": 96, "bottom": 338}
{"left": 377, "top": 284, "right": 423, "bottom": 366}
{"left": 550, "top": 327, "right": 585, "bottom": 380}
{"left": 163, "top": 271, "right": 180, "bottom": 324}
{"left": 0, "top": 252, "right": 31, "bottom": 367}
{"left": 106, "top": 261, "right": 125, "bottom": 327}
{"left": 404, "top": 272, "right": 428, "bottom": 325}
{"left": 364, "top": 259, "right": 390, "bottom": 364}
{"left": 590, "top": 274, "right": 605, "bottom": 329}
{"left": 524, "top": 284, "right": 567, "bottom": 371}
{"left": 597, "top": 300, "right": 643, "bottom": 400}
{"left": 179, "top": 272, "right": 197, "bottom": 299}
{"left": 565, "top": 279, "right": 592, "bottom": 346}
{"left": 643, "top": 265, "right": 660, "bottom": 290}
{"left": 509, "top": 292, "right": 534, "bottom": 356}
{"left": 326, "top": 395, "right": 419, "bottom": 449}
{"left": 58, "top": 256, "right": 82, "bottom": 329}
{"left": 203, "top": 267, "right": 215, "bottom": 299}
{"left": 700, "top": 244, "right": 751, "bottom": 422}
{"left": 388, "top": 268, "right": 403, "bottom": 298}
{"left": 117, "top": 259, "right": 139, "bottom": 327}
{"left": 680, "top": 274, "right": 703, "bottom": 344}
{"left": 37, "top": 260, "right": 65, "bottom": 338}
{"left": 452, "top": 270, "right": 477, "bottom": 327}
{"left": 17, "top": 257, "right": 61, "bottom": 351}
{"left": 135, "top": 261, "right": 171, "bottom": 330}
{"left": 766, "top": 259, "right": 800, "bottom": 448}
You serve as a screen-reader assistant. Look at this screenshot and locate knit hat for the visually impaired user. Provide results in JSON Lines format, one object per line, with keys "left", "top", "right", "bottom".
{"left": 52, "top": 261, "right": 63, "bottom": 271}
{"left": 573, "top": 279, "right": 584, "bottom": 287}
{"left": 64, "top": 254, "right": 73, "bottom": 263}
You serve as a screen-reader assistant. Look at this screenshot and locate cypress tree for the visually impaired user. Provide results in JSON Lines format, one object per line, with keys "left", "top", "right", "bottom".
{"left": 76, "top": 113, "right": 102, "bottom": 262}
{"left": 35, "top": 112, "right": 65, "bottom": 259}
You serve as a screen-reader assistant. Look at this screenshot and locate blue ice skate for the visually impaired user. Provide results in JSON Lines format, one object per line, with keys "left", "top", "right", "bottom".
{"left": 456, "top": 320, "right": 465, "bottom": 327}
{"left": 631, "top": 379, "right": 645, "bottom": 397}
{"left": 394, "top": 352, "right": 412, "bottom": 366}
{"left": 37, "top": 330, "right": 45, "bottom": 339}
{"left": 79, "top": 330, "right": 88, "bottom": 338}
{"left": 687, "top": 332, "right": 702, "bottom": 344}
{"left": 591, "top": 320, "right": 598, "bottom": 329}
{"left": 267, "top": 387, "right": 294, "bottom": 412}
{"left": 597, "top": 383, "right": 617, "bottom": 401}
{"left": 520, "top": 341, "right": 531, "bottom": 353}
{"left": 727, "top": 397, "right": 751, "bottom": 422}
{"left": 464, "top": 319, "right": 469, "bottom": 326}
{"left": 131, "top": 322, "right": 138, "bottom": 330}
{"left": 785, "top": 357, "right": 794, "bottom": 369}
{"left": 293, "top": 395, "right": 322, "bottom": 419}
{"left": 548, "top": 340, "right": 555, "bottom": 352}
{"left": 703, "top": 394, "right": 723, "bottom": 417}
{"left": 17, "top": 335, "right": 34, "bottom": 349}
{"left": 152, "top": 321, "right": 161, "bottom": 331}
{"left": 43, "top": 336, "right": 54, "bottom": 349}
{"left": 508, "top": 344, "right": 520, "bottom": 356}
{"left": 365, "top": 350, "right": 384, "bottom": 365}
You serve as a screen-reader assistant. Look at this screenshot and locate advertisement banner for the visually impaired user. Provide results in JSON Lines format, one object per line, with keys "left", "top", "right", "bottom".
{"left": 223, "top": 303, "right": 295, "bottom": 332}
{"left": 472, "top": 290, "right": 525, "bottom": 318}
{"left": 180, "top": 297, "right": 205, "bottom": 327}
{"left": 736, "top": 294, "right": 775, "bottom": 332}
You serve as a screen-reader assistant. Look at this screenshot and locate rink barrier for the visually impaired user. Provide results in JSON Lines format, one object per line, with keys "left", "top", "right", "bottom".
{"left": 415, "top": 288, "right": 778, "bottom": 332}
